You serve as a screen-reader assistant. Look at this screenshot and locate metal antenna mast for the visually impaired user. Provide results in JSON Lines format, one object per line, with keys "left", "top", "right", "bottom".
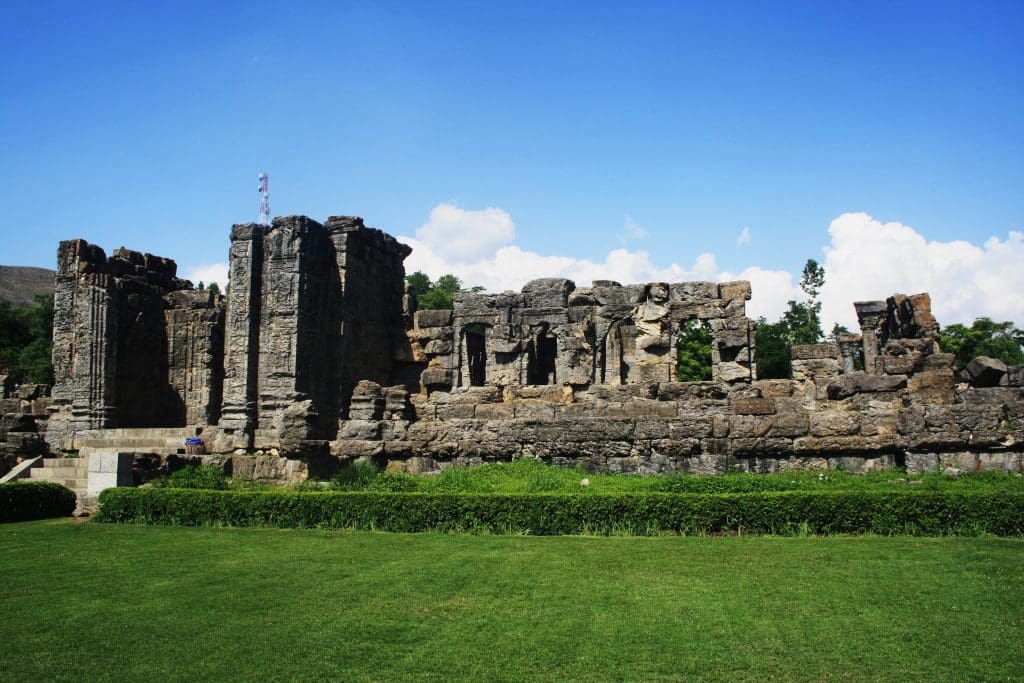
{"left": 258, "top": 173, "right": 270, "bottom": 226}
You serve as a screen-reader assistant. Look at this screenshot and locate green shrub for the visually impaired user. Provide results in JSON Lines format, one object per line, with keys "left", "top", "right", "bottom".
{"left": 329, "top": 459, "right": 381, "bottom": 491}
{"left": 317, "top": 459, "right": 1024, "bottom": 495}
{"left": 152, "top": 464, "right": 227, "bottom": 490}
{"left": 0, "top": 481, "right": 76, "bottom": 523}
{"left": 94, "top": 488, "right": 1024, "bottom": 537}
{"left": 367, "top": 472, "right": 419, "bottom": 492}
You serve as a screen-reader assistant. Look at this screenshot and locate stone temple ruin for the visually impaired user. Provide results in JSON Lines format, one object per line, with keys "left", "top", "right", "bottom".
{"left": 4, "top": 212, "right": 1023, "bottom": 487}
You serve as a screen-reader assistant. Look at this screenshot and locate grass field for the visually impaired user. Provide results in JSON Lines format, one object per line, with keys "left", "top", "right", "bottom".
{"left": 1, "top": 520, "right": 1022, "bottom": 681}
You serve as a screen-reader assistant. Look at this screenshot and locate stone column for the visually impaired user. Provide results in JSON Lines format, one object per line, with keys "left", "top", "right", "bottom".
{"left": 48, "top": 239, "right": 120, "bottom": 436}
{"left": 837, "top": 334, "right": 862, "bottom": 374}
{"left": 855, "top": 301, "right": 888, "bottom": 374}
{"left": 254, "top": 219, "right": 307, "bottom": 444}
{"left": 68, "top": 274, "right": 119, "bottom": 430}
{"left": 219, "top": 224, "right": 264, "bottom": 448}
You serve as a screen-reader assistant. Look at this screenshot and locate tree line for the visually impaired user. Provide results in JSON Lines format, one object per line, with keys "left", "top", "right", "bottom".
{"left": 0, "top": 295, "right": 54, "bottom": 387}
{"left": 752, "top": 259, "right": 1023, "bottom": 378}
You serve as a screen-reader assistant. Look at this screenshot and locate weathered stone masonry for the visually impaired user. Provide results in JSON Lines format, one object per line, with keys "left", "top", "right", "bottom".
{"left": 47, "top": 240, "right": 224, "bottom": 439}
{"left": 43, "top": 214, "right": 1024, "bottom": 478}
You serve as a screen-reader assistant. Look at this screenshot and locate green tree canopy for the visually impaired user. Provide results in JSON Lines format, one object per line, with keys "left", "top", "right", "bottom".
{"left": 676, "top": 319, "right": 713, "bottom": 382}
{"left": 754, "top": 317, "right": 792, "bottom": 379}
{"left": 0, "top": 294, "right": 54, "bottom": 385}
{"left": 752, "top": 258, "right": 827, "bottom": 378}
{"left": 939, "top": 318, "right": 1024, "bottom": 371}
{"left": 405, "top": 272, "right": 483, "bottom": 310}
{"left": 405, "top": 271, "right": 432, "bottom": 299}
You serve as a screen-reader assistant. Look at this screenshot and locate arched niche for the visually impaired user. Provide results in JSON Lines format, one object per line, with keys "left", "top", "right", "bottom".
{"left": 601, "top": 319, "right": 638, "bottom": 385}
{"left": 527, "top": 325, "right": 558, "bottom": 385}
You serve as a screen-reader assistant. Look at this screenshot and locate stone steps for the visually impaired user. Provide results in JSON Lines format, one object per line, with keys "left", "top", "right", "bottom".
{"left": 79, "top": 440, "right": 180, "bottom": 453}
{"left": 22, "top": 455, "right": 93, "bottom": 514}
{"left": 32, "top": 466, "right": 88, "bottom": 478}
{"left": 71, "top": 427, "right": 203, "bottom": 456}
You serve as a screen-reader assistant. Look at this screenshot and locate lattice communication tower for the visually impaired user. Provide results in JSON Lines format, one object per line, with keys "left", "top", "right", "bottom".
{"left": 258, "top": 173, "right": 271, "bottom": 226}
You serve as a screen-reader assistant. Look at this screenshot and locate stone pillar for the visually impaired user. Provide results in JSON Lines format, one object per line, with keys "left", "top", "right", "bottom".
{"left": 855, "top": 301, "right": 887, "bottom": 374}
{"left": 164, "top": 290, "right": 225, "bottom": 426}
{"left": 837, "top": 334, "right": 862, "bottom": 374}
{"left": 86, "top": 451, "right": 133, "bottom": 496}
{"left": 72, "top": 276, "right": 119, "bottom": 429}
{"left": 48, "top": 241, "right": 120, "bottom": 439}
{"left": 219, "top": 224, "right": 264, "bottom": 448}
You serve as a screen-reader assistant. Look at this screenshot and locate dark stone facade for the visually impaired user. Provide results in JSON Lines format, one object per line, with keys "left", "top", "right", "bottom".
{"left": 47, "top": 240, "right": 223, "bottom": 441}
{"left": 43, "top": 214, "right": 1024, "bottom": 477}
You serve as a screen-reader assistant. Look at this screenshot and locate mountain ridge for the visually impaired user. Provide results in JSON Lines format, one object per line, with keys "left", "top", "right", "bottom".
{"left": 0, "top": 265, "right": 56, "bottom": 307}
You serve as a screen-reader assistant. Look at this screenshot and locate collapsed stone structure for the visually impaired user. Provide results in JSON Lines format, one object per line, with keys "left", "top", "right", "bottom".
{"left": 38, "top": 214, "right": 1024, "bottom": 479}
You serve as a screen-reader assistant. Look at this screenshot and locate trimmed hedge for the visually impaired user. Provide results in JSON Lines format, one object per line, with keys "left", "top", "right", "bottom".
{"left": 0, "top": 481, "right": 77, "bottom": 523}
{"left": 95, "top": 488, "right": 1024, "bottom": 536}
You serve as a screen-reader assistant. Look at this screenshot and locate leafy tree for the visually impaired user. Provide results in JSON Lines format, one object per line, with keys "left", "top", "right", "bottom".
{"left": 780, "top": 259, "right": 825, "bottom": 346}
{"left": 754, "top": 318, "right": 792, "bottom": 379}
{"left": 405, "top": 271, "right": 432, "bottom": 299}
{"left": 208, "top": 282, "right": 220, "bottom": 297}
{"left": 753, "top": 258, "right": 827, "bottom": 378}
{"left": 0, "top": 294, "right": 54, "bottom": 385}
{"left": 197, "top": 281, "right": 205, "bottom": 291}
{"left": 829, "top": 323, "right": 852, "bottom": 340}
{"left": 939, "top": 318, "right": 1024, "bottom": 371}
{"left": 800, "top": 258, "right": 825, "bottom": 300}
{"left": 405, "top": 272, "right": 483, "bottom": 310}
{"left": 676, "top": 319, "right": 713, "bottom": 381}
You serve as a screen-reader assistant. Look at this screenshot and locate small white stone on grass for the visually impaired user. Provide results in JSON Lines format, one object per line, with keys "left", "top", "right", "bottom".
{"left": 580, "top": 478, "right": 590, "bottom": 487}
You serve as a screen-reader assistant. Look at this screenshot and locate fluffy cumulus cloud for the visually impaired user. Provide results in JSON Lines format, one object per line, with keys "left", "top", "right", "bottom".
{"left": 180, "top": 208, "right": 1024, "bottom": 332}
{"left": 182, "top": 262, "right": 228, "bottom": 289}
{"left": 414, "top": 203, "right": 516, "bottom": 262}
{"left": 820, "top": 212, "right": 1024, "bottom": 329}
{"left": 399, "top": 203, "right": 798, "bottom": 321}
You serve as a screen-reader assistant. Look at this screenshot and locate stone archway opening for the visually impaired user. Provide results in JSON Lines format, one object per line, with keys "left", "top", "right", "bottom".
{"left": 676, "top": 318, "right": 713, "bottom": 382}
{"left": 528, "top": 328, "right": 558, "bottom": 385}
{"left": 465, "top": 324, "right": 487, "bottom": 387}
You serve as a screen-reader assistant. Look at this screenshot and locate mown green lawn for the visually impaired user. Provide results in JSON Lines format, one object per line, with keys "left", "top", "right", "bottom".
{"left": 1, "top": 521, "right": 1022, "bottom": 681}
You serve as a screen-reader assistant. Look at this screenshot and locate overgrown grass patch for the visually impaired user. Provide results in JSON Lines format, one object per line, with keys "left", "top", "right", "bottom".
{"left": 321, "top": 458, "right": 1024, "bottom": 494}
{"left": 0, "top": 520, "right": 1021, "bottom": 681}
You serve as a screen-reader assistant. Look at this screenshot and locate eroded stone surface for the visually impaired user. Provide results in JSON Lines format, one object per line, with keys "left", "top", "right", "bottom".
{"left": 42, "top": 215, "right": 1024, "bottom": 480}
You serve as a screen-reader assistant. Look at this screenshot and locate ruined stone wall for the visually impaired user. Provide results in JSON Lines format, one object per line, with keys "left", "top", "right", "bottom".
{"left": 0, "top": 383, "right": 50, "bottom": 476}
{"left": 325, "top": 216, "right": 412, "bottom": 409}
{"left": 218, "top": 215, "right": 410, "bottom": 450}
{"left": 165, "top": 290, "right": 225, "bottom": 426}
{"left": 47, "top": 239, "right": 226, "bottom": 448}
{"left": 408, "top": 277, "right": 755, "bottom": 394}
{"left": 335, "top": 290, "right": 1023, "bottom": 475}
{"left": 49, "top": 216, "right": 1024, "bottom": 478}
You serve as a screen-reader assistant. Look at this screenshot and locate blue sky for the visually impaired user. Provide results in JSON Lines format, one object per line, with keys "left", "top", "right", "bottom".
{"left": 1, "top": 1, "right": 1022, "bottom": 326}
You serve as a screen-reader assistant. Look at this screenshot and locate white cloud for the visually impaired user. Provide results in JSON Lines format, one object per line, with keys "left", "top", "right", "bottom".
{"left": 736, "top": 226, "right": 751, "bottom": 246}
{"left": 182, "top": 262, "right": 228, "bottom": 290}
{"left": 401, "top": 204, "right": 1024, "bottom": 331}
{"left": 618, "top": 214, "right": 648, "bottom": 243}
{"left": 819, "top": 212, "right": 1024, "bottom": 330}
{"left": 413, "top": 203, "right": 515, "bottom": 262}
{"left": 399, "top": 203, "right": 796, "bottom": 320}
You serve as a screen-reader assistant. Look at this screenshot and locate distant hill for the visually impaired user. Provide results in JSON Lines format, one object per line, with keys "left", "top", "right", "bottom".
{"left": 0, "top": 266, "right": 56, "bottom": 307}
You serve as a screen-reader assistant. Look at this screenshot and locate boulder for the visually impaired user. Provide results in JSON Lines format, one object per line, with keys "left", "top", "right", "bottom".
{"left": 827, "top": 372, "right": 907, "bottom": 400}
{"left": 964, "top": 356, "right": 1008, "bottom": 388}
